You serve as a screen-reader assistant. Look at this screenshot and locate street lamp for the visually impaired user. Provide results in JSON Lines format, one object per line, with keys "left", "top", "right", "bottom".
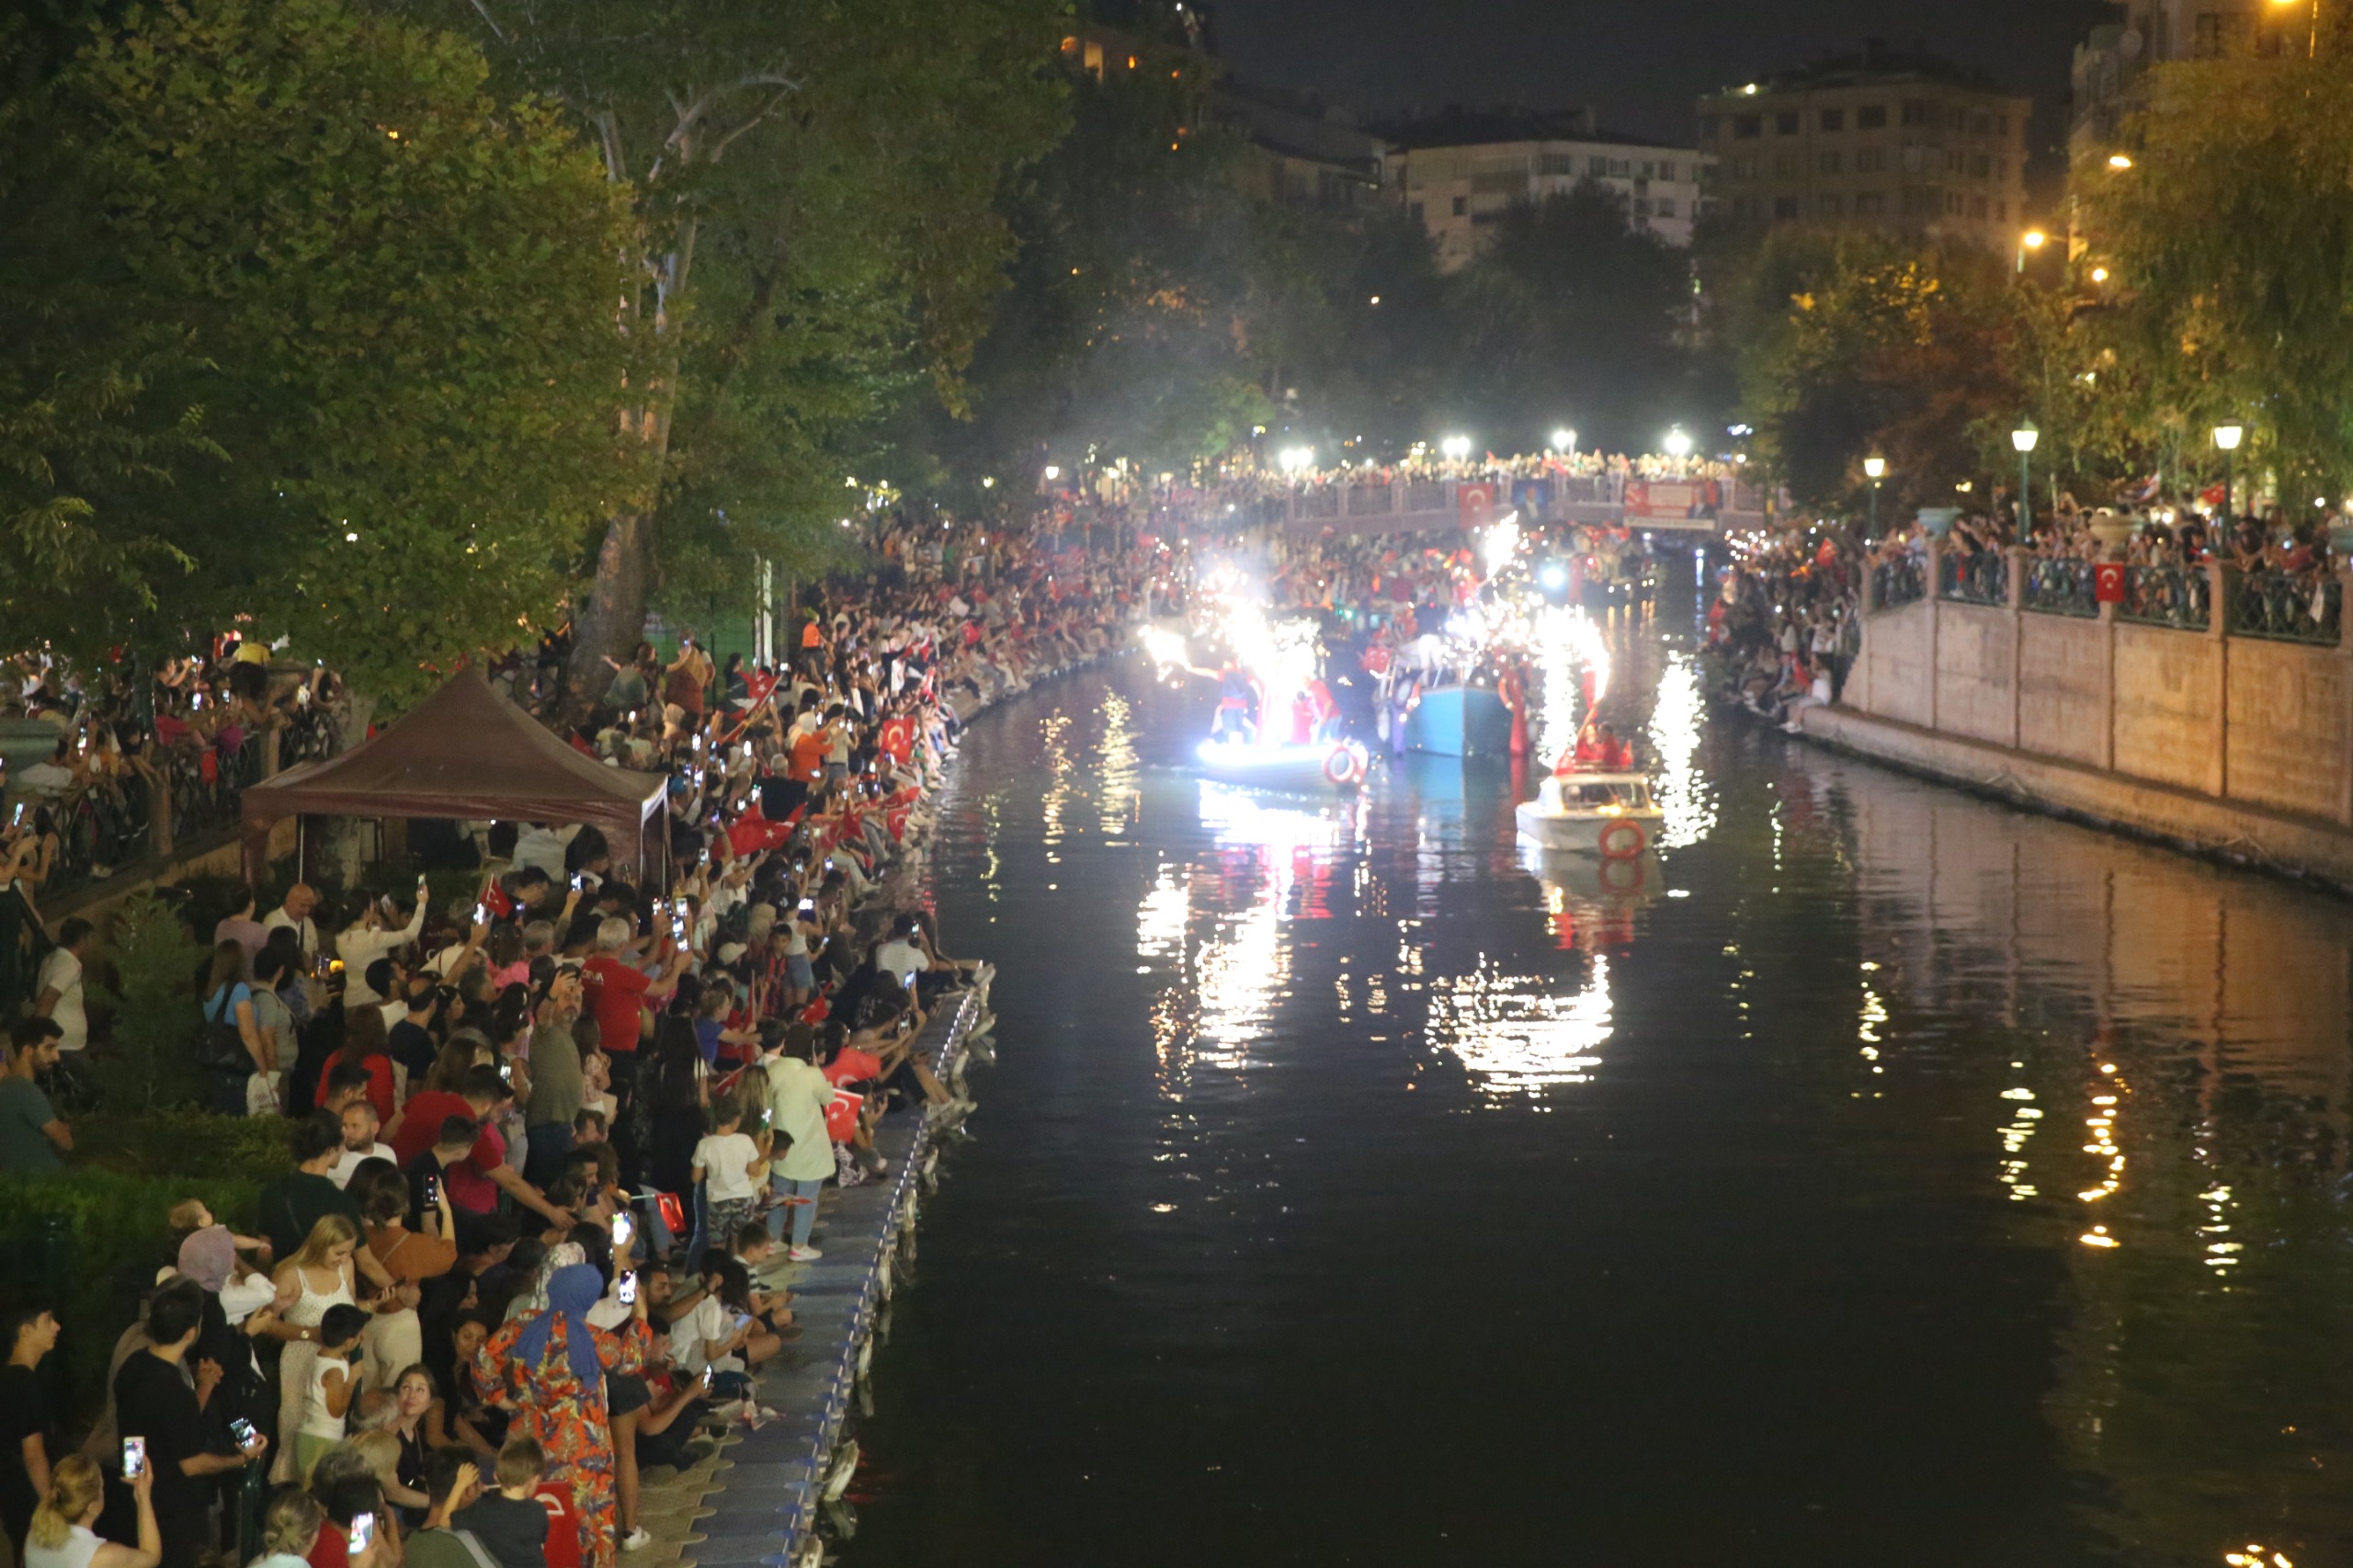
{"left": 1551, "top": 427, "right": 1576, "bottom": 455}
{"left": 1278, "top": 445, "right": 1314, "bottom": 474}
{"left": 1863, "top": 452, "right": 1886, "bottom": 532}
{"left": 1663, "top": 427, "right": 1693, "bottom": 465}
{"left": 1439, "top": 435, "right": 1472, "bottom": 461}
{"left": 2107, "top": 152, "right": 2133, "bottom": 171}
{"left": 2011, "top": 419, "right": 2040, "bottom": 543}
{"left": 2212, "top": 418, "right": 2245, "bottom": 521}
{"left": 2269, "top": 0, "right": 2318, "bottom": 57}
{"left": 2016, "top": 228, "right": 2047, "bottom": 274}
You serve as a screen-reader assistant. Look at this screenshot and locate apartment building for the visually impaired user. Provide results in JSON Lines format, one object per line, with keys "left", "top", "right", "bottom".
{"left": 1697, "top": 51, "right": 2031, "bottom": 250}
{"left": 1384, "top": 109, "right": 1706, "bottom": 270}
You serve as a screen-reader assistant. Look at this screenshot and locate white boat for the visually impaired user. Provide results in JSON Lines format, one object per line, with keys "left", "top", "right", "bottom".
{"left": 1196, "top": 737, "right": 1369, "bottom": 793}
{"left": 1514, "top": 771, "right": 1664, "bottom": 855}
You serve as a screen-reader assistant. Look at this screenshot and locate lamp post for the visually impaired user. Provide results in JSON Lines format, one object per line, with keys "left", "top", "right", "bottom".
{"left": 1663, "top": 426, "right": 1692, "bottom": 475}
{"left": 1863, "top": 452, "right": 1886, "bottom": 534}
{"left": 2212, "top": 419, "right": 2245, "bottom": 522}
{"left": 2011, "top": 419, "right": 2040, "bottom": 543}
{"left": 2016, "top": 228, "right": 2047, "bottom": 275}
{"left": 2268, "top": 0, "right": 2319, "bottom": 56}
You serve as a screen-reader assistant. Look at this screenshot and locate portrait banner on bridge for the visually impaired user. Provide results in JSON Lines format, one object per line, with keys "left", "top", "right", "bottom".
{"left": 1623, "top": 479, "right": 1720, "bottom": 525}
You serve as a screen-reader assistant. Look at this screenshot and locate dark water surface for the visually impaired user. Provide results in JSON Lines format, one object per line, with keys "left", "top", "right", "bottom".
{"left": 846, "top": 597, "right": 2353, "bottom": 1567}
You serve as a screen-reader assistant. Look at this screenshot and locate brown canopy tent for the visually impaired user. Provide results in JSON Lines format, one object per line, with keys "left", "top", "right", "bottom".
{"left": 240, "top": 666, "right": 668, "bottom": 885}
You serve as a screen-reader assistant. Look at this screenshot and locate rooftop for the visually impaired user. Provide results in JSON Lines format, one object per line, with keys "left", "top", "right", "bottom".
{"left": 1376, "top": 106, "right": 1690, "bottom": 153}
{"left": 1709, "top": 44, "right": 2015, "bottom": 100}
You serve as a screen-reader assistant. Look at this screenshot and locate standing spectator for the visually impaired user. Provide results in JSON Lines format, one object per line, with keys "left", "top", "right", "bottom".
{"left": 0, "top": 1305, "right": 61, "bottom": 1558}
{"left": 391, "top": 1067, "right": 573, "bottom": 1236}
{"left": 261, "top": 882, "right": 322, "bottom": 965}
{"left": 687, "top": 1101, "right": 767, "bottom": 1272}
{"left": 111, "top": 1282, "right": 267, "bottom": 1568}
{"left": 22, "top": 1455, "right": 156, "bottom": 1568}
{"left": 257, "top": 1115, "right": 366, "bottom": 1265}
{"left": 451, "top": 1437, "right": 549, "bottom": 1568}
{"left": 473, "top": 1267, "right": 651, "bottom": 1568}
{"left": 0, "top": 1020, "right": 69, "bottom": 1174}
{"left": 523, "top": 971, "right": 586, "bottom": 1189}
{"left": 292, "top": 1304, "right": 369, "bottom": 1482}
{"left": 199, "top": 941, "right": 269, "bottom": 1114}
{"left": 32, "top": 919, "right": 89, "bottom": 1055}
{"left": 211, "top": 886, "right": 268, "bottom": 976}
{"left": 339, "top": 879, "right": 428, "bottom": 1007}
{"left": 756, "top": 1031, "right": 834, "bottom": 1262}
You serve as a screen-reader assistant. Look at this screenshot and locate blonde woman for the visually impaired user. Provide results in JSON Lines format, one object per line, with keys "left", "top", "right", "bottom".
{"left": 24, "top": 1455, "right": 156, "bottom": 1568}
{"left": 260, "top": 1216, "right": 363, "bottom": 1483}
{"left": 247, "top": 1489, "right": 324, "bottom": 1568}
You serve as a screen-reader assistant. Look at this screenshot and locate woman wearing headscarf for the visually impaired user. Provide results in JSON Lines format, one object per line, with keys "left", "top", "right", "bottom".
{"left": 472, "top": 1263, "right": 650, "bottom": 1568}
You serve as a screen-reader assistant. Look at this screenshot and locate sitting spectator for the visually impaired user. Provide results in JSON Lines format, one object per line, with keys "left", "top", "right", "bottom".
{"left": 451, "top": 1437, "right": 549, "bottom": 1568}
{"left": 404, "top": 1447, "right": 488, "bottom": 1568}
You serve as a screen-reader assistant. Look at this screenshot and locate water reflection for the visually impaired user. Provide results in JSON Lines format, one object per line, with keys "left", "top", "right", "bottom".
{"left": 1423, "top": 951, "right": 1612, "bottom": 1100}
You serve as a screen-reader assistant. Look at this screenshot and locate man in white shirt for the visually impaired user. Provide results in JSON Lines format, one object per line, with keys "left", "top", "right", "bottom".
{"left": 873, "top": 914, "right": 929, "bottom": 986}
{"left": 511, "top": 823, "right": 576, "bottom": 881}
{"left": 328, "top": 1099, "right": 395, "bottom": 1188}
{"left": 260, "top": 882, "right": 321, "bottom": 961}
{"left": 35, "top": 918, "right": 91, "bottom": 1051}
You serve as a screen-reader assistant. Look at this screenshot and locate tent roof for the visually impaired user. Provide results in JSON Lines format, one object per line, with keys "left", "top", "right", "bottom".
{"left": 244, "top": 666, "right": 665, "bottom": 824}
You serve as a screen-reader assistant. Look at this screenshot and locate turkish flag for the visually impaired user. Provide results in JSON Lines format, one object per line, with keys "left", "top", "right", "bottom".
{"left": 1457, "top": 482, "right": 1497, "bottom": 528}
{"left": 744, "top": 670, "right": 779, "bottom": 706}
{"left": 727, "top": 810, "right": 796, "bottom": 857}
{"left": 2094, "top": 562, "right": 2126, "bottom": 604}
{"left": 879, "top": 716, "right": 915, "bottom": 764}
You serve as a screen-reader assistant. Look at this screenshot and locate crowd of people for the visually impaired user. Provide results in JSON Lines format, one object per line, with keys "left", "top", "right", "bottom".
{"left": 0, "top": 516, "right": 1157, "bottom": 1568}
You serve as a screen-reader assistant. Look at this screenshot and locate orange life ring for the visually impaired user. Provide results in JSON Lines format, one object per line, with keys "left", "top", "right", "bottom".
{"left": 1597, "top": 817, "right": 1647, "bottom": 859}
{"left": 1324, "top": 745, "right": 1364, "bottom": 786}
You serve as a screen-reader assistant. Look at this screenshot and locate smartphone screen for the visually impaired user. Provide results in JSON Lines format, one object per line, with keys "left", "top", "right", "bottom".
{"left": 347, "top": 1513, "right": 375, "bottom": 1556}
{"left": 423, "top": 1173, "right": 441, "bottom": 1206}
{"left": 230, "top": 1417, "right": 257, "bottom": 1447}
{"left": 618, "top": 1270, "right": 638, "bottom": 1306}
{"left": 473, "top": 903, "right": 486, "bottom": 926}
{"left": 612, "top": 1212, "right": 633, "bottom": 1250}
{"left": 121, "top": 1437, "right": 147, "bottom": 1479}
{"left": 798, "top": 899, "right": 814, "bottom": 915}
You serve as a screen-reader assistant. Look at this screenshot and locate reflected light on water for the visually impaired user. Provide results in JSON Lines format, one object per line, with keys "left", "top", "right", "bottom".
{"left": 1645, "top": 652, "right": 1718, "bottom": 848}
{"left": 1425, "top": 953, "right": 1613, "bottom": 1100}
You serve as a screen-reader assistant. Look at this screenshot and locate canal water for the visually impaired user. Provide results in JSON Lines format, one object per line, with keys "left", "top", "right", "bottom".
{"left": 848, "top": 589, "right": 2353, "bottom": 1567}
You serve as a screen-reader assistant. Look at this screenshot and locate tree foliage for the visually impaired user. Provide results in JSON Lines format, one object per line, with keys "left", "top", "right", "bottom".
{"left": 404, "top": 0, "right": 1068, "bottom": 698}
{"left": 8, "top": 0, "right": 648, "bottom": 714}
{"left": 2084, "top": 52, "right": 2353, "bottom": 503}
{"left": 1450, "top": 185, "right": 1696, "bottom": 454}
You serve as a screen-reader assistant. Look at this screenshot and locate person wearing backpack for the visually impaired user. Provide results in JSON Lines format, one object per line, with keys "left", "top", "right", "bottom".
{"left": 198, "top": 940, "right": 268, "bottom": 1115}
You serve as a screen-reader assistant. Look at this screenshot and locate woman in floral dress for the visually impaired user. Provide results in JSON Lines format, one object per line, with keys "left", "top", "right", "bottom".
{"left": 474, "top": 1263, "right": 651, "bottom": 1568}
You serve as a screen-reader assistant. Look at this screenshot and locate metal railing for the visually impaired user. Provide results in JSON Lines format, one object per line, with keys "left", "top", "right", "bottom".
{"left": 1938, "top": 548, "right": 2009, "bottom": 607}
{"left": 2118, "top": 564, "right": 2211, "bottom": 631}
{"left": 1871, "top": 555, "right": 1927, "bottom": 612}
{"left": 2229, "top": 568, "right": 2342, "bottom": 645}
{"left": 2022, "top": 557, "right": 2100, "bottom": 619}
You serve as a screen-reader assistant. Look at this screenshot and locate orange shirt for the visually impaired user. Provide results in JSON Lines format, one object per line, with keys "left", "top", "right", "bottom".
{"left": 789, "top": 729, "right": 828, "bottom": 783}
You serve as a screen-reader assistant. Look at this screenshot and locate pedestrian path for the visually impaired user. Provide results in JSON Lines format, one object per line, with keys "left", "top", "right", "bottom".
{"left": 636, "top": 992, "right": 979, "bottom": 1568}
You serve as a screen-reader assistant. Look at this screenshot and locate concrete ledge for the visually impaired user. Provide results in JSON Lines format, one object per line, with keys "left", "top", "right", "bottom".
{"left": 1795, "top": 702, "right": 2353, "bottom": 894}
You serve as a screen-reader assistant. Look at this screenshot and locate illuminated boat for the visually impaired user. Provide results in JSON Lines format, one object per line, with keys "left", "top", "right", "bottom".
{"left": 1514, "top": 771, "right": 1664, "bottom": 855}
{"left": 1195, "top": 737, "right": 1369, "bottom": 793}
{"left": 1401, "top": 683, "right": 1514, "bottom": 757}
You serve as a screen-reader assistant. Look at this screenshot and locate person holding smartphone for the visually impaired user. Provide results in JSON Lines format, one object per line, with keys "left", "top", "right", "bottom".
{"left": 111, "top": 1281, "right": 266, "bottom": 1568}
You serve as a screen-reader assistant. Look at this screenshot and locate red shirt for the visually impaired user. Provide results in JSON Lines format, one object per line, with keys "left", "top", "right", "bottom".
{"left": 582, "top": 954, "right": 653, "bottom": 1054}
{"left": 314, "top": 1052, "right": 396, "bottom": 1125}
{"left": 390, "top": 1088, "right": 506, "bottom": 1212}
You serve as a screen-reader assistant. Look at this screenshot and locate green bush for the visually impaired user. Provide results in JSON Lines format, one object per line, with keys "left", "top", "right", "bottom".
{"left": 87, "top": 890, "right": 206, "bottom": 1112}
{"left": 0, "top": 1165, "right": 261, "bottom": 1424}
{"left": 73, "top": 1109, "right": 292, "bottom": 1190}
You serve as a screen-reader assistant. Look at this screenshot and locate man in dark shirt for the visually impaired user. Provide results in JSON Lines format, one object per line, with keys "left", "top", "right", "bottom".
{"left": 0, "top": 1304, "right": 59, "bottom": 1556}
{"left": 114, "top": 1281, "right": 266, "bottom": 1568}
{"left": 389, "top": 976, "right": 446, "bottom": 1083}
{"left": 259, "top": 1113, "right": 396, "bottom": 1290}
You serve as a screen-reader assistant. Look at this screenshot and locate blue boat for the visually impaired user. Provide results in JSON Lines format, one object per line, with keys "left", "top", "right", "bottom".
{"left": 1401, "top": 684, "right": 1514, "bottom": 757}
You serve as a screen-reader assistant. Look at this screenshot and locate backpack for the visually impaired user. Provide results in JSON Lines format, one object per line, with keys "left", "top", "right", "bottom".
{"left": 194, "top": 988, "right": 251, "bottom": 1073}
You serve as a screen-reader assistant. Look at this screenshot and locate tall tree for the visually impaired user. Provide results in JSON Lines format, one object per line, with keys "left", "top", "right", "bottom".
{"left": 2083, "top": 51, "right": 2353, "bottom": 505}
{"left": 402, "top": 0, "right": 1067, "bottom": 711}
{"left": 1449, "top": 185, "right": 1696, "bottom": 455}
{"left": 67, "top": 0, "right": 647, "bottom": 724}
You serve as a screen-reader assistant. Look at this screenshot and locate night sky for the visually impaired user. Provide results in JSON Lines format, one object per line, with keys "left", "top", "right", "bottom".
{"left": 1210, "top": 0, "right": 2115, "bottom": 165}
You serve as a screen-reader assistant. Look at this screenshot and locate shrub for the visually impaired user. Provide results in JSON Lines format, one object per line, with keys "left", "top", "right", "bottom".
{"left": 86, "top": 890, "right": 204, "bottom": 1112}
{"left": 0, "top": 1165, "right": 260, "bottom": 1423}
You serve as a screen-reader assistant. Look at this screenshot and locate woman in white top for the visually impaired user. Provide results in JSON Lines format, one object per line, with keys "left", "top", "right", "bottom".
{"left": 260, "top": 1216, "right": 362, "bottom": 1483}
{"left": 25, "top": 1455, "right": 157, "bottom": 1568}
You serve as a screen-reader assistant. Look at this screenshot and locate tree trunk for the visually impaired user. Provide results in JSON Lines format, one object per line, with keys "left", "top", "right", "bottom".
{"left": 323, "top": 687, "right": 378, "bottom": 888}
{"left": 563, "top": 507, "right": 654, "bottom": 722}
